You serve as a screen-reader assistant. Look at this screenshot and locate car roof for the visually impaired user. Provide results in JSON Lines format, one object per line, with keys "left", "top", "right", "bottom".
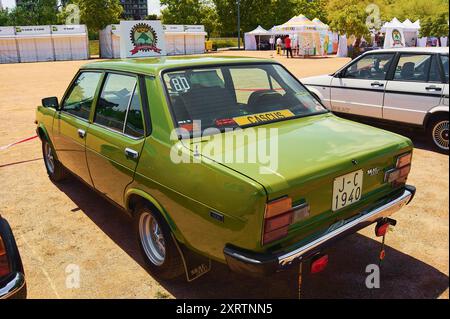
{"left": 81, "top": 56, "right": 275, "bottom": 76}
{"left": 366, "top": 47, "right": 449, "bottom": 55}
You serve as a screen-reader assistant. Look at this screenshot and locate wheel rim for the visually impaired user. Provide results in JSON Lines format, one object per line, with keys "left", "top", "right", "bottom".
{"left": 432, "top": 120, "right": 449, "bottom": 151}
{"left": 139, "top": 212, "right": 166, "bottom": 266}
{"left": 44, "top": 142, "right": 55, "bottom": 174}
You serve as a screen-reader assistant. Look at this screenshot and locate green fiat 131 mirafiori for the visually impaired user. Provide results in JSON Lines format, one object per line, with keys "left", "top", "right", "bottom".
{"left": 35, "top": 56, "right": 416, "bottom": 280}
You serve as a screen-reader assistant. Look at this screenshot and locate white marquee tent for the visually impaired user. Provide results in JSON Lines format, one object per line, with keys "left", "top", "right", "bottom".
{"left": 244, "top": 25, "right": 272, "bottom": 50}
{"left": 0, "top": 27, "right": 19, "bottom": 64}
{"left": 100, "top": 24, "right": 207, "bottom": 58}
{"left": 381, "top": 18, "right": 421, "bottom": 48}
{"left": 51, "top": 25, "right": 89, "bottom": 61}
{"left": 15, "top": 25, "right": 54, "bottom": 62}
{"left": 164, "top": 25, "right": 186, "bottom": 55}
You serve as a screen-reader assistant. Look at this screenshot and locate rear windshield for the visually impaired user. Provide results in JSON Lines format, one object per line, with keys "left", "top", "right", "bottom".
{"left": 162, "top": 64, "right": 326, "bottom": 133}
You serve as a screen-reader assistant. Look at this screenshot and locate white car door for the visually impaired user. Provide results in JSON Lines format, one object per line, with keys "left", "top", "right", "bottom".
{"left": 330, "top": 53, "right": 395, "bottom": 118}
{"left": 383, "top": 53, "right": 446, "bottom": 125}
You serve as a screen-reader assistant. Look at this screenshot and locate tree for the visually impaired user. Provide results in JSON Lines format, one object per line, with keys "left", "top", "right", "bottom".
{"left": 8, "top": 0, "right": 59, "bottom": 26}
{"left": 161, "top": 0, "right": 220, "bottom": 37}
{"left": 420, "top": 12, "right": 449, "bottom": 45}
{"left": 293, "top": 0, "right": 329, "bottom": 23}
{"left": 59, "top": 0, "right": 123, "bottom": 31}
{"left": 0, "top": 8, "right": 10, "bottom": 26}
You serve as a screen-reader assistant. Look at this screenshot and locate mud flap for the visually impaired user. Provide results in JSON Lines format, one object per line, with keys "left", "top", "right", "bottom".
{"left": 172, "top": 235, "right": 211, "bottom": 282}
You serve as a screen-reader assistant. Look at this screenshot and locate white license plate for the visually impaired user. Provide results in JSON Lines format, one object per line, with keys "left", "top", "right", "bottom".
{"left": 332, "top": 170, "right": 363, "bottom": 212}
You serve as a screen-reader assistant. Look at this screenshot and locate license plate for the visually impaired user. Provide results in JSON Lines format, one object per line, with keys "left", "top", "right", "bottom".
{"left": 332, "top": 170, "right": 363, "bottom": 212}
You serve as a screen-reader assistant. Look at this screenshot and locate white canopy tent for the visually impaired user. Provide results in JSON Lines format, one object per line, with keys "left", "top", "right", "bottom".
{"left": 272, "top": 15, "right": 322, "bottom": 56}
{"left": 164, "top": 25, "right": 186, "bottom": 55}
{"left": 0, "top": 27, "right": 19, "bottom": 64}
{"left": 15, "top": 25, "right": 54, "bottom": 62}
{"left": 100, "top": 24, "right": 207, "bottom": 58}
{"left": 381, "top": 18, "right": 407, "bottom": 49}
{"left": 244, "top": 25, "right": 272, "bottom": 50}
{"left": 51, "top": 25, "right": 89, "bottom": 61}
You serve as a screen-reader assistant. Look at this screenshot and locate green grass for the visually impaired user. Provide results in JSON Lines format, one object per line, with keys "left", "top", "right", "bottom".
{"left": 209, "top": 37, "right": 239, "bottom": 50}
{"left": 89, "top": 40, "right": 99, "bottom": 57}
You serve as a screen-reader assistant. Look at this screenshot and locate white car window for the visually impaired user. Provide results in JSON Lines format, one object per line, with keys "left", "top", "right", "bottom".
{"left": 343, "top": 54, "right": 394, "bottom": 80}
{"left": 393, "top": 54, "right": 435, "bottom": 82}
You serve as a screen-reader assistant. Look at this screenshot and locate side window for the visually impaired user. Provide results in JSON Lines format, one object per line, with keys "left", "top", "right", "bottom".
{"left": 63, "top": 72, "right": 102, "bottom": 120}
{"left": 343, "top": 54, "right": 394, "bottom": 80}
{"left": 124, "top": 85, "right": 145, "bottom": 138}
{"left": 394, "top": 54, "right": 432, "bottom": 82}
{"left": 440, "top": 55, "right": 449, "bottom": 83}
{"left": 94, "top": 73, "right": 137, "bottom": 133}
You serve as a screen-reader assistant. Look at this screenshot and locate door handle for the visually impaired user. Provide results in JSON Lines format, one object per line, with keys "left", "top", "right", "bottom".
{"left": 77, "top": 129, "right": 86, "bottom": 139}
{"left": 371, "top": 82, "right": 384, "bottom": 87}
{"left": 125, "top": 148, "right": 139, "bottom": 159}
{"left": 425, "top": 86, "right": 442, "bottom": 92}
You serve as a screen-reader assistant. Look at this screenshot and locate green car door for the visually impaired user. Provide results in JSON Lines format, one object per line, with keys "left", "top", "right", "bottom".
{"left": 85, "top": 72, "right": 147, "bottom": 206}
{"left": 52, "top": 71, "right": 103, "bottom": 186}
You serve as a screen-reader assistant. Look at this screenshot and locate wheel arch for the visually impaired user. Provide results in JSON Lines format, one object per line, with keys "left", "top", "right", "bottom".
{"left": 124, "top": 188, "right": 186, "bottom": 245}
{"left": 37, "top": 124, "right": 60, "bottom": 161}
{"left": 423, "top": 107, "right": 449, "bottom": 128}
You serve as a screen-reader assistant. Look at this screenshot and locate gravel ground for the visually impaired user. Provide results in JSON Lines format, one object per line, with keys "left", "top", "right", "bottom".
{"left": 0, "top": 51, "right": 448, "bottom": 299}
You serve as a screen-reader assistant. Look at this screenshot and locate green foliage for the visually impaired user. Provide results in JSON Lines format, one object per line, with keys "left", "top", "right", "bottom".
{"left": 326, "top": 0, "right": 371, "bottom": 38}
{"left": 420, "top": 12, "right": 449, "bottom": 38}
{"left": 0, "top": 8, "right": 10, "bottom": 26}
{"left": 161, "top": 0, "right": 219, "bottom": 37}
{"left": 7, "top": 0, "right": 59, "bottom": 26}
{"left": 59, "top": 0, "right": 123, "bottom": 32}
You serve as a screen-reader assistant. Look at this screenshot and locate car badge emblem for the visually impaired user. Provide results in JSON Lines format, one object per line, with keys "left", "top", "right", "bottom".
{"left": 367, "top": 167, "right": 381, "bottom": 176}
{"left": 352, "top": 159, "right": 358, "bottom": 166}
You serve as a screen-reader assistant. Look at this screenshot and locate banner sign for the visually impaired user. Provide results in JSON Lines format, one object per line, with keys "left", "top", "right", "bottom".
{"left": 51, "top": 25, "right": 87, "bottom": 35}
{"left": 15, "top": 25, "right": 51, "bottom": 36}
{"left": 0, "top": 26, "right": 15, "bottom": 37}
{"left": 120, "top": 20, "right": 166, "bottom": 58}
{"left": 164, "top": 25, "right": 185, "bottom": 33}
{"left": 184, "top": 25, "right": 205, "bottom": 33}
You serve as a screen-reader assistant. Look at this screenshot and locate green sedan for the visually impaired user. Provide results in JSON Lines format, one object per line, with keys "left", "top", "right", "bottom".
{"left": 36, "top": 56, "right": 416, "bottom": 279}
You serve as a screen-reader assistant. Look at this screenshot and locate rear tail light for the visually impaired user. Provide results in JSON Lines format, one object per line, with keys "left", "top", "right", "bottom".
{"left": 262, "top": 197, "right": 310, "bottom": 245}
{"left": 0, "top": 236, "right": 10, "bottom": 277}
{"left": 375, "top": 222, "right": 390, "bottom": 237}
{"left": 311, "top": 254, "right": 329, "bottom": 274}
{"left": 385, "top": 152, "right": 412, "bottom": 185}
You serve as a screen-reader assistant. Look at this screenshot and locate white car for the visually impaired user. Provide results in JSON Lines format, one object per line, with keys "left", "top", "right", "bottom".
{"left": 302, "top": 47, "right": 449, "bottom": 152}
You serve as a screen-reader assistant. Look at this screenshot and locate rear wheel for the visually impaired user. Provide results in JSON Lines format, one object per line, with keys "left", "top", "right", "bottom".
{"left": 42, "top": 139, "right": 66, "bottom": 182}
{"left": 134, "top": 204, "right": 184, "bottom": 280}
{"left": 427, "top": 114, "right": 449, "bottom": 154}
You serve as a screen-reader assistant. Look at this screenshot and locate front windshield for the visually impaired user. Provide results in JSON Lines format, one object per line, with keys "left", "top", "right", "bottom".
{"left": 163, "top": 63, "right": 326, "bottom": 133}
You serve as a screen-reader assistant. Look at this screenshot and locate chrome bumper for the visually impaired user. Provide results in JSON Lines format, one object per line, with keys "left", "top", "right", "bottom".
{"left": 224, "top": 185, "right": 416, "bottom": 276}
{"left": 0, "top": 272, "right": 26, "bottom": 299}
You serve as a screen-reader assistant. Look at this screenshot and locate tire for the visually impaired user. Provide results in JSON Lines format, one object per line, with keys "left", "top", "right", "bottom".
{"left": 42, "top": 138, "right": 66, "bottom": 182}
{"left": 134, "top": 203, "right": 184, "bottom": 280}
{"left": 427, "top": 114, "right": 449, "bottom": 154}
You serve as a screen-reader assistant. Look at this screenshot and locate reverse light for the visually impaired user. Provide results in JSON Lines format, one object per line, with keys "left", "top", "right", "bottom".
{"left": 0, "top": 236, "right": 10, "bottom": 277}
{"left": 310, "top": 254, "right": 329, "bottom": 274}
{"left": 263, "top": 197, "right": 310, "bottom": 245}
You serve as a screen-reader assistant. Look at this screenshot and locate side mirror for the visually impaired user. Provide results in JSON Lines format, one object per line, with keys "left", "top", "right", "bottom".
{"left": 42, "top": 97, "right": 59, "bottom": 110}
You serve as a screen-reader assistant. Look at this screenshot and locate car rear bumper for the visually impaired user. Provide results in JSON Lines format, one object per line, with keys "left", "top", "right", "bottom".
{"left": 224, "top": 185, "right": 416, "bottom": 276}
{"left": 0, "top": 272, "right": 26, "bottom": 299}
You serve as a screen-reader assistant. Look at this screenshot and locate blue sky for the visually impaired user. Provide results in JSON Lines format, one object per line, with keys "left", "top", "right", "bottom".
{"left": 2, "top": 0, "right": 162, "bottom": 14}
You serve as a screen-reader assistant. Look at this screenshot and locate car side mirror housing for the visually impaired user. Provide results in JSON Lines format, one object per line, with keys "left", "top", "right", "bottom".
{"left": 42, "top": 97, "right": 59, "bottom": 110}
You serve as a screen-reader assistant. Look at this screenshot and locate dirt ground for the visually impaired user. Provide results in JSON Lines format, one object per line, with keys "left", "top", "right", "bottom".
{"left": 0, "top": 51, "right": 448, "bottom": 299}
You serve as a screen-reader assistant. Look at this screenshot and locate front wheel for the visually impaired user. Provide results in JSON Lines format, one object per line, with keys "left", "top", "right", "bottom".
{"left": 427, "top": 115, "right": 449, "bottom": 154}
{"left": 42, "top": 139, "right": 66, "bottom": 182}
{"left": 134, "top": 204, "right": 184, "bottom": 280}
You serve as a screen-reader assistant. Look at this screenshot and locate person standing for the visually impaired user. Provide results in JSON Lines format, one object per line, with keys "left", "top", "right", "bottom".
{"left": 276, "top": 37, "right": 282, "bottom": 55}
{"left": 285, "top": 35, "right": 293, "bottom": 58}
{"left": 269, "top": 36, "right": 275, "bottom": 50}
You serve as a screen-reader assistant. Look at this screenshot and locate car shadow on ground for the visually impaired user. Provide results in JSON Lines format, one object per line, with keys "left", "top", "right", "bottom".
{"left": 56, "top": 176, "right": 448, "bottom": 299}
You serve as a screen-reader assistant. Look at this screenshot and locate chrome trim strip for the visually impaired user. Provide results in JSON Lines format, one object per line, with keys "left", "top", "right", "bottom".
{"left": 0, "top": 272, "right": 25, "bottom": 299}
{"left": 277, "top": 189, "right": 413, "bottom": 266}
